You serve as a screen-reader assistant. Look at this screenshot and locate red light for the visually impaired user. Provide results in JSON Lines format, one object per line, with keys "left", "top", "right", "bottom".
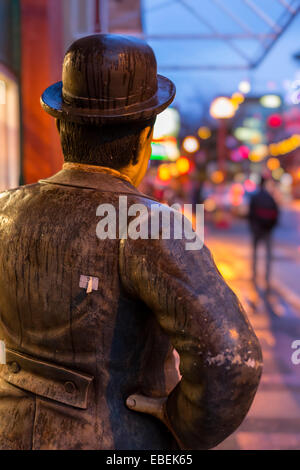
{"left": 239, "top": 145, "right": 250, "bottom": 159}
{"left": 267, "top": 114, "right": 282, "bottom": 128}
{"left": 230, "top": 145, "right": 249, "bottom": 162}
{"left": 244, "top": 179, "right": 256, "bottom": 192}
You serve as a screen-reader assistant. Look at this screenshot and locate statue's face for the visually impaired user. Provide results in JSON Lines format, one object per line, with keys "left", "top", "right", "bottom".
{"left": 121, "top": 126, "right": 154, "bottom": 187}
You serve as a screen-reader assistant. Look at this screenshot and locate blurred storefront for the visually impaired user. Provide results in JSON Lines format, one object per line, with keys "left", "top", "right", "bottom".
{"left": 20, "top": 0, "right": 63, "bottom": 184}
{"left": 0, "top": 0, "right": 142, "bottom": 189}
{"left": 0, "top": 0, "right": 21, "bottom": 191}
{"left": 62, "top": 0, "right": 142, "bottom": 46}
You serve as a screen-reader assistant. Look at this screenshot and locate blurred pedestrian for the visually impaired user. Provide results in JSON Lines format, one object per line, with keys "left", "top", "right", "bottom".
{"left": 249, "top": 177, "right": 279, "bottom": 289}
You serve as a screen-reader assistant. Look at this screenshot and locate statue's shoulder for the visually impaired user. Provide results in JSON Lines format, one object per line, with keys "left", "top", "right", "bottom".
{"left": 0, "top": 182, "right": 41, "bottom": 207}
{"left": 125, "top": 188, "right": 160, "bottom": 207}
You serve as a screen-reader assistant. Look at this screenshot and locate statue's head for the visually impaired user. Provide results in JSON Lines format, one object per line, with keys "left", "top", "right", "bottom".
{"left": 41, "top": 34, "right": 176, "bottom": 186}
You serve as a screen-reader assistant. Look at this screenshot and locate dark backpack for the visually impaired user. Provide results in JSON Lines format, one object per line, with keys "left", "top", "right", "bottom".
{"left": 249, "top": 190, "right": 279, "bottom": 231}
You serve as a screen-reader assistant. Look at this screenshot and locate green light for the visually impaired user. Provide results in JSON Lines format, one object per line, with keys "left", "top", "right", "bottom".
{"left": 150, "top": 155, "right": 169, "bottom": 161}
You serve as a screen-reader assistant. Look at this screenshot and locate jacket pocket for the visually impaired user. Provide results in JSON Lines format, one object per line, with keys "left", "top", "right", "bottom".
{"left": 0, "top": 348, "right": 94, "bottom": 409}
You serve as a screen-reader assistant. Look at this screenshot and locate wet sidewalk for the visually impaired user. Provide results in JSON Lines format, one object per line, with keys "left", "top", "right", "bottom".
{"left": 205, "top": 217, "right": 300, "bottom": 450}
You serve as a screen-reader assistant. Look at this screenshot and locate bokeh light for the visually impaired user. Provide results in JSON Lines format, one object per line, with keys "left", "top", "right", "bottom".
{"left": 210, "top": 97, "right": 236, "bottom": 119}
{"left": 197, "top": 126, "right": 211, "bottom": 139}
{"left": 211, "top": 170, "right": 225, "bottom": 184}
{"left": 153, "top": 108, "right": 180, "bottom": 139}
{"left": 182, "top": 136, "right": 199, "bottom": 153}
{"left": 157, "top": 164, "right": 171, "bottom": 182}
{"left": 244, "top": 179, "right": 257, "bottom": 192}
{"left": 238, "top": 80, "right": 251, "bottom": 94}
{"left": 260, "top": 94, "right": 282, "bottom": 108}
{"left": 267, "top": 158, "right": 280, "bottom": 171}
{"left": 267, "top": 114, "right": 282, "bottom": 128}
{"left": 176, "top": 156, "right": 190, "bottom": 175}
{"left": 272, "top": 167, "right": 284, "bottom": 180}
{"left": 231, "top": 92, "right": 245, "bottom": 105}
{"left": 249, "top": 145, "right": 268, "bottom": 162}
{"left": 204, "top": 198, "right": 217, "bottom": 212}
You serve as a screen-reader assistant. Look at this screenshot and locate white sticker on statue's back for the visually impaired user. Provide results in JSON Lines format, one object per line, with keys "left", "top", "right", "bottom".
{"left": 0, "top": 341, "right": 6, "bottom": 364}
{"left": 79, "top": 275, "right": 99, "bottom": 293}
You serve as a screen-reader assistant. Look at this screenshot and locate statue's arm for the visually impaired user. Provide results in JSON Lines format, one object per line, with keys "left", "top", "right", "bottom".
{"left": 119, "top": 236, "right": 262, "bottom": 450}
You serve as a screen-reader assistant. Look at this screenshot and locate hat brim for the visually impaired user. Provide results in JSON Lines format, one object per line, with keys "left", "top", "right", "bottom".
{"left": 40, "top": 75, "right": 176, "bottom": 124}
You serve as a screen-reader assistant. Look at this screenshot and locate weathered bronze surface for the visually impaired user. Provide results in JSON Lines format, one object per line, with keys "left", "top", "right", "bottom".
{"left": 0, "top": 169, "right": 262, "bottom": 449}
{"left": 41, "top": 34, "right": 176, "bottom": 124}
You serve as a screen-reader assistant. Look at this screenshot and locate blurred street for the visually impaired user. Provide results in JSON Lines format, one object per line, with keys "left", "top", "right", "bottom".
{"left": 207, "top": 204, "right": 300, "bottom": 450}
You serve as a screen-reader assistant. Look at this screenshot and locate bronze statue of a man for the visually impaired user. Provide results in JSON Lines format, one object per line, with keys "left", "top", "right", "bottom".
{"left": 0, "top": 34, "right": 262, "bottom": 450}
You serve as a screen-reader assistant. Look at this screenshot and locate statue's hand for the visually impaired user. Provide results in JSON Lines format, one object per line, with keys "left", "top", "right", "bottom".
{"left": 126, "top": 393, "right": 185, "bottom": 449}
{"left": 126, "top": 394, "right": 168, "bottom": 424}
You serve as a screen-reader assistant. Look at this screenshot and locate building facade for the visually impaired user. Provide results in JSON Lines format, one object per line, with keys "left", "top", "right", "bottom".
{"left": 0, "top": 0, "right": 21, "bottom": 190}
{"left": 0, "top": 0, "right": 142, "bottom": 189}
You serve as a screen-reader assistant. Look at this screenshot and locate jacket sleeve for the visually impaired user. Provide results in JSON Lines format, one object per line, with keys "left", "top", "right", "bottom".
{"left": 119, "top": 235, "right": 262, "bottom": 450}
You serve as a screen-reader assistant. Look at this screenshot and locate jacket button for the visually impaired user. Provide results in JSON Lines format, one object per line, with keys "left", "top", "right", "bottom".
{"left": 9, "top": 362, "right": 20, "bottom": 374}
{"left": 64, "top": 381, "right": 76, "bottom": 394}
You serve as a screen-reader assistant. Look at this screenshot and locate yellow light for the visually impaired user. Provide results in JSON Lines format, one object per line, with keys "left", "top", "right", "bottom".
{"left": 176, "top": 156, "right": 190, "bottom": 175}
{"left": 158, "top": 164, "right": 171, "bottom": 182}
{"left": 267, "top": 158, "right": 280, "bottom": 171}
{"left": 232, "top": 92, "right": 245, "bottom": 104}
{"left": 211, "top": 170, "right": 224, "bottom": 184}
{"left": 260, "top": 94, "right": 281, "bottom": 108}
{"left": 268, "top": 134, "right": 300, "bottom": 156}
{"left": 169, "top": 163, "right": 179, "bottom": 177}
{"left": 249, "top": 154, "right": 261, "bottom": 162}
{"left": 182, "top": 136, "right": 199, "bottom": 153}
{"left": 209, "top": 97, "right": 236, "bottom": 119}
{"left": 249, "top": 145, "right": 268, "bottom": 162}
{"left": 269, "top": 144, "right": 279, "bottom": 156}
{"left": 197, "top": 126, "right": 211, "bottom": 139}
{"left": 230, "top": 99, "right": 239, "bottom": 111}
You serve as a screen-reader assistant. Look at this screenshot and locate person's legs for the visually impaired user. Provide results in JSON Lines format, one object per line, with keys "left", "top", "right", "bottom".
{"left": 265, "top": 231, "right": 272, "bottom": 289}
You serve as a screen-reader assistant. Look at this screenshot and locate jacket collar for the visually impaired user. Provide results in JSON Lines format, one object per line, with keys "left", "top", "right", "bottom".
{"left": 39, "top": 168, "right": 155, "bottom": 201}
{"left": 61, "top": 162, "right": 134, "bottom": 186}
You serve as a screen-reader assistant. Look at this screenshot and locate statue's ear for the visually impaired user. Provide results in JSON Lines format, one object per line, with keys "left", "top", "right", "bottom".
{"left": 56, "top": 119, "right": 61, "bottom": 133}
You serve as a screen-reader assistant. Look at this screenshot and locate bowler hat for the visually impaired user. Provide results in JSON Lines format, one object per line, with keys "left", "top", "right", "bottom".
{"left": 41, "top": 34, "right": 175, "bottom": 124}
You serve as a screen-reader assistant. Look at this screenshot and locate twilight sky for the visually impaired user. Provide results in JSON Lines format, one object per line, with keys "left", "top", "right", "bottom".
{"left": 142, "top": 0, "right": 300, "bottom": 122}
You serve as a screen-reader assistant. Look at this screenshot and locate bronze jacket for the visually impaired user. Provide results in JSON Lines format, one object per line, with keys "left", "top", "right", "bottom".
{"left": 0, "top": 169, "right": 262, "bottom": 450}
